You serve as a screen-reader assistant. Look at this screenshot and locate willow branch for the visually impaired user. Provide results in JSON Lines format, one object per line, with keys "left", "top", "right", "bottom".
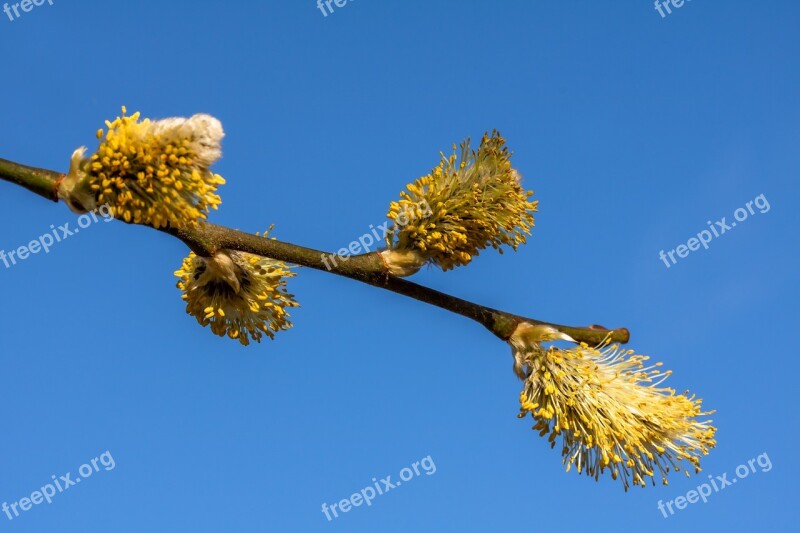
{"left": 0, "top": 156, "right": 629, "bottom": 345}
{"left": 0, "top": 157, "right": 61, "bottom": 202}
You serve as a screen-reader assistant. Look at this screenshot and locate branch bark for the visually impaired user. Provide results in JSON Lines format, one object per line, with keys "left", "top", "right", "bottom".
{"left": 0, "top": 156, "right": 630, "bottom": 346}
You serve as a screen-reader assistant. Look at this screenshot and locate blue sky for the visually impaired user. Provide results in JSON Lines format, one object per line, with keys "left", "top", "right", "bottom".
{"left": 0, "top": 1, "right": 797, "bottom": 531}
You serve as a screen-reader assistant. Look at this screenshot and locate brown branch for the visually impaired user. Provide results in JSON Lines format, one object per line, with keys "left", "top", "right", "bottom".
{"left": 0, "top": 156, "right": 630, "bottom": 346}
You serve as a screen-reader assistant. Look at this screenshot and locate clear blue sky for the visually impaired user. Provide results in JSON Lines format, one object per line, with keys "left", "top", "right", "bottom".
{"left": 0, "top": 1, "right": 797, "bottom": 531}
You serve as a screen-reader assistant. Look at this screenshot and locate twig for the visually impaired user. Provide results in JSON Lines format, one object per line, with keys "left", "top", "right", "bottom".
{"left": 0, "top": 156, "right": 630, "bottom": 345}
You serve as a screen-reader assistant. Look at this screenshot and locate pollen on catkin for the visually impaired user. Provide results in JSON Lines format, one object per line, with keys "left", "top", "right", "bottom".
{"left": 174, "top": 233, "right": 298, "bottom": 346}
{"left": 59, "top": 106, "right": 226, "bottom": 228}
{"left": 381, "top": 131, "right": 537, "bottom": 274}
{"left": 510, "top": 324, "right": 717, "bottom": 491}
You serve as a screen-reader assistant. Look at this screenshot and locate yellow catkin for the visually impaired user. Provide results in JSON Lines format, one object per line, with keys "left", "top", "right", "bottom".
{"left": 513, "top": 340, "right": 716, "bottom": 491}
{"left": 174, "top": 231, "right": 299, "bottom": 346}
{"left": 69, "top": 107, "right": 225, "bottom": 229}
{"left": 385, "top": 131, "right": 537, "bottom": 271}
